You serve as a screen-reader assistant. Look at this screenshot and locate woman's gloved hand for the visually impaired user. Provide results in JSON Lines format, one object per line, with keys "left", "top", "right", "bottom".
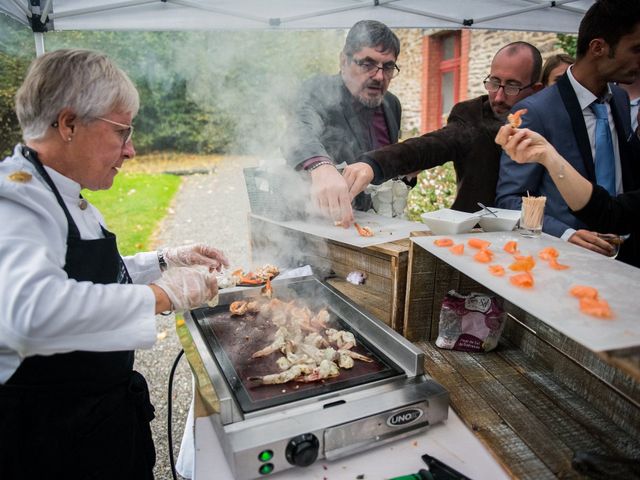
{"left": 153, "top": 266, "right": 219, "bottom": 312}
{"left": 162, "top": 244, "right": 229, "bottom": 272}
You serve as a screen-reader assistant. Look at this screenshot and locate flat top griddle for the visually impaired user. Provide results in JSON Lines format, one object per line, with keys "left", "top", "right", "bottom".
{"left": 192, "top": 286, "right": 403, "bottom": 413}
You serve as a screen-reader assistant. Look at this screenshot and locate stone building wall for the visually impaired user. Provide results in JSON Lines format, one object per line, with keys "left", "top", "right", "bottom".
{"left": 391, "top": 28, "right": 426, "bottom": 138}
{"left": 392, "top": 28, "right": 570, "bottom": 136}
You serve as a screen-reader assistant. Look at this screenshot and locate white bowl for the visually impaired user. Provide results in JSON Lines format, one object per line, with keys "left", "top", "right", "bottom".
{"left": 420, "top": 209, "right": 480, "bottom": 235}
{"left": 475, "top": 207, "right": 520, "bottom": 232}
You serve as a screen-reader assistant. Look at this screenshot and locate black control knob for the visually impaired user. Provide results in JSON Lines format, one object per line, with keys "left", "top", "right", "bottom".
{"left": 285, "top": 433, "right": 319, "bottom": 467}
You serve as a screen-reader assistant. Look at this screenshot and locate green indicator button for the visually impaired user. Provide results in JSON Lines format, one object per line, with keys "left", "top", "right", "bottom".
{"left": 258, "top": 450, "right": 274, "bottom": 462}
{"left": 259, "top": 463, "right": 274, "bottom": 475}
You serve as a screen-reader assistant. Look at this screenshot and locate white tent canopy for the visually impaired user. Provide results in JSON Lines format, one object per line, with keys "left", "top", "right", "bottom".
{"left": 2, "top": 0, "right": 593, "bottom": 34}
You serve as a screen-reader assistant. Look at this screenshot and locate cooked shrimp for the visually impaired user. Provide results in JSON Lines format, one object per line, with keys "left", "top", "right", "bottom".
{"left": 245, "top": 300, "right": 263, "bottom": 313}
{"left": 261, "top": 278, "right": 272, "bottom": 299}
{"left": 304, "top": 332, "right": 329, "bottom": 349}
{"left": 229, "top": 300, "right": 248, "bottom": 316}
{"left": 507, "top": 108, "right": 527, "bottom": 128}
{"left": 251, "top": 326, "right": 288, "bottom": 358}
{"left": 325, "top": 328, "right": 356, "bottom": 350}
{"left": 248, "top": 364, "right": 313, "bottom": 385}
{"left": 354, "top": 222, "right": 374, "bottom": 237}
{"left": 338, "top": 351, "right": 354, "bottom": 369}
{"left": 310, "top": 308, "right": 330, "bottom": 330}
{"left": 256, "top": 264, "right": 279, "bottom": 280}
{"left": 299, "top": 360, "right": 339, "bottom": 382}
{"left": 338, "top": 349, "right": 373, "bottom": 363}
{"left": 276, "top": 356, "right": 291, "bottom": 371}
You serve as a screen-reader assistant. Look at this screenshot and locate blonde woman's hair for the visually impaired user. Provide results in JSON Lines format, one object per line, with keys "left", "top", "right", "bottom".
{"left": 16, "top": 49, "right": 139, "bottom": 141}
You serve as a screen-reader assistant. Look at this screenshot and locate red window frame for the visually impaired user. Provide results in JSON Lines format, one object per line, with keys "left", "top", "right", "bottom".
{"left": 437, "top": 33, "right": 461, "bottom": 127}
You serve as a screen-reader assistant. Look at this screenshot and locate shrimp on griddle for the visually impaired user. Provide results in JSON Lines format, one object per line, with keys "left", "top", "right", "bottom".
{"left": 310, "top": 309, "right": 329, "bottom": 330}
{"left": 245, "top": 299, "right": 263, "bottom": 314}
{"left": 251, "top": 326, "right": 288, "bottom": 358}
{"left": 303, "top": 332, "right": 329, "bottom": 349}
{"left": 282, "top": 340, "right": 314, "bottom": 367}
{"left": 248, "top": 364, "right": 313, "bottom": 385}
{"left": 229, "top": 300, "right": 248, "bottom": 316}
{"left": 299, "top": 360, "right": 340, "bottom": 382}
{"left": 338, "top": 351, "right": 354, "bottom": 369}
{"left": 325, "top": 328, "right": 356, "bottom": 350}
{"left": 338, "top": 349, "right": 373, "bottom": 363}
{"left": 290, "top": 305, "right": 320, "bottom": 333}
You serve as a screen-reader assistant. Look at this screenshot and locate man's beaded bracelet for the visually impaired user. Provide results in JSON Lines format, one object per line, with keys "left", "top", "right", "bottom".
{"left": 306, "top": 160, "right": 335, "bottom": 172}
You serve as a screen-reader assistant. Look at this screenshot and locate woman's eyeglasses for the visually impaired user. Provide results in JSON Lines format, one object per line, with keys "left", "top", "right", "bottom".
{"left": 96, "top": 117, "right": 134, "bottom": 146}
{"left": 51, "top": 117, "right": 134, "bottom": 146}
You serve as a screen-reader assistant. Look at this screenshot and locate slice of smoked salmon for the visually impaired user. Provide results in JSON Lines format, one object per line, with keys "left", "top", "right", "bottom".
{"left": 548, "top": 257, "right": 569, "bottom": 270}
{"left": 434, "top": 238, "right": 454, "bottom": 247}
{"left": 509, "top": 255, "right": 536, "bottom": 272}
{"left": 474, "top": 249, "right": 494, "bottom": 263}
{"left": 538, "top": 247, "right": 559, "bottom": 261}
{"left": 510, "top": 271, "right": 534, "bottom": 288}
{"left": 569, "top": 285, "right": 599, "bottom": 300}
{"left": 449, "top": 243, "right": 464, "bottom": 255}
{"left": 468, "top": 238, "right": 491, "bottom": 249}
{"left": 579, "top": 297, "right": 613, "bottom": 319}
{"left": 503, "top": 241, "right": 519, "bottom": 254}
{"left": 488, "top": 264, "right": 505, "bottom": 276}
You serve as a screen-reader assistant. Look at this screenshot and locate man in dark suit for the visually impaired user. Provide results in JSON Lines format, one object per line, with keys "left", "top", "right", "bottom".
{"left": 281, "top": 20, "right": 401, "bottom": 226}
{"left": 335, "top": 42, "right": 543, "bottom": 213}
{"left": 496, "top": 0, "right": 640, "bottom": 259}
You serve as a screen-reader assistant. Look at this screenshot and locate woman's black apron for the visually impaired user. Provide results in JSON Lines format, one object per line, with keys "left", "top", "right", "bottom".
{"left": 0, "top": 147, "right": 156, "bottom": 479}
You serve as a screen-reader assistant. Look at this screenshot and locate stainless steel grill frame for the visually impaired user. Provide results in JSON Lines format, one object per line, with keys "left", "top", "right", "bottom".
{"left": 184, "top": 276, "right": 449, "bottom": 479}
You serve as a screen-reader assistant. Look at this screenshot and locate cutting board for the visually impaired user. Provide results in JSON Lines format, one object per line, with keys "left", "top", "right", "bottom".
{"left": 254, "top": 211, "right": 431, "bottom": 247}
{"left": 414, "top": 232, "right": 640, "bottom": 352}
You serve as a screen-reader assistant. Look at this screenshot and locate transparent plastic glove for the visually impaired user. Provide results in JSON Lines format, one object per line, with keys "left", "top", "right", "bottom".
{"left": 153, "top": 266, "right": 218, "bottom": 312}
{"left": 162, "top": 244, "right": 229, "bottom": 272}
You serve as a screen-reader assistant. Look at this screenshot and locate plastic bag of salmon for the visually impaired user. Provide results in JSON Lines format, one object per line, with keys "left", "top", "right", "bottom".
{"left": 435, "top": 290, "right": 506, "bottom": 352}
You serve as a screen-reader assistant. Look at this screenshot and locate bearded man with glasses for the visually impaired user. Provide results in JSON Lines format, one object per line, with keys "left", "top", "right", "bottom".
{"left": 341, "top": 41, "right": 543, "bottom": 214}
{"left": 282, "top": 20, "right": 403, "bottom": 227}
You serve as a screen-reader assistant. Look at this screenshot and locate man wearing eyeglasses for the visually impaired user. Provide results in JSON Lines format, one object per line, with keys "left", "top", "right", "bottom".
{"left": 496, "top": 0, "right": 640, "bottom": 260}
{"left": 281, "top": 20, "right": 402, "bottom": 227}
{"left": 340, "top": 41, "right": 543, "bottom": 215}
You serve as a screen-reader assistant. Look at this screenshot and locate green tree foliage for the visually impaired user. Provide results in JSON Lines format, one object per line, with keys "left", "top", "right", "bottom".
{"left": 406, "top": 163, "right": 457, "bottom": 221}
{"left": 0, "top": 52, "right": 30, "bottom": 156}
{"left": 0, "top": 14, "right": 34, "bottom": 157}
{"left": 134, "top": 76, "right": 234, "bottom": 153}
{"left": 556, "top": 33, "right": 577, "bottom": 57}
{"left": 0, "top": 21, "right": 342, "bottom": 156}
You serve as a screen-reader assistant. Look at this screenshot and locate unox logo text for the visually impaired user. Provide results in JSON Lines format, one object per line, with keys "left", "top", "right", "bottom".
{"left": 386, "top": 408, "right": 424, "bottom": 427}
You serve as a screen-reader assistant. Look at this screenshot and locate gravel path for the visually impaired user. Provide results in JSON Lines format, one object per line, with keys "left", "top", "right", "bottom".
{"left": 134, "top": 155, "right": 258, "bottom": 480}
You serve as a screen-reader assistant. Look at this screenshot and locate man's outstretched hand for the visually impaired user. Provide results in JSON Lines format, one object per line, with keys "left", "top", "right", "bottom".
{"left": 310, "top": 164, "right": 354, "bottom": 227}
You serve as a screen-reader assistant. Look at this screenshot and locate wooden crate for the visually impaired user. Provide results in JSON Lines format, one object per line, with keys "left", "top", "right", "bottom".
{"left": 248, "top": 214, "right": 416, "bottom": 333}
{"left": 405, "top": 241, "right": 640, "bottom": 479}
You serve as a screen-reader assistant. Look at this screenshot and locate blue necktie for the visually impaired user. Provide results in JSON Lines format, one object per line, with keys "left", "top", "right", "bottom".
{"left": 591, "top": 102, "right": 616, "bottom": 196}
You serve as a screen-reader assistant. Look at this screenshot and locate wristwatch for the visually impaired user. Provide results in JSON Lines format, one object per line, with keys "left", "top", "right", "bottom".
{"left": 157, "top": 250, "right": 168, "bottom": 272}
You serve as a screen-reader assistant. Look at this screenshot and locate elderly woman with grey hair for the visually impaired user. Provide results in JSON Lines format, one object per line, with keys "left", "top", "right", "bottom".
{"left": 0, "top": 49, "right": 228, "bottom": 479}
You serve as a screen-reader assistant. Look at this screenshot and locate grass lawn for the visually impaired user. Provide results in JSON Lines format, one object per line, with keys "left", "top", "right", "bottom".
{"left": 82, "top": 172, "right": 182, "bottom": 256}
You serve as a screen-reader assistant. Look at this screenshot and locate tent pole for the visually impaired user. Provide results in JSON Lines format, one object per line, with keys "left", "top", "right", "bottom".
{"left": 34, "top": 32, "right": 45, "bottom": 57}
